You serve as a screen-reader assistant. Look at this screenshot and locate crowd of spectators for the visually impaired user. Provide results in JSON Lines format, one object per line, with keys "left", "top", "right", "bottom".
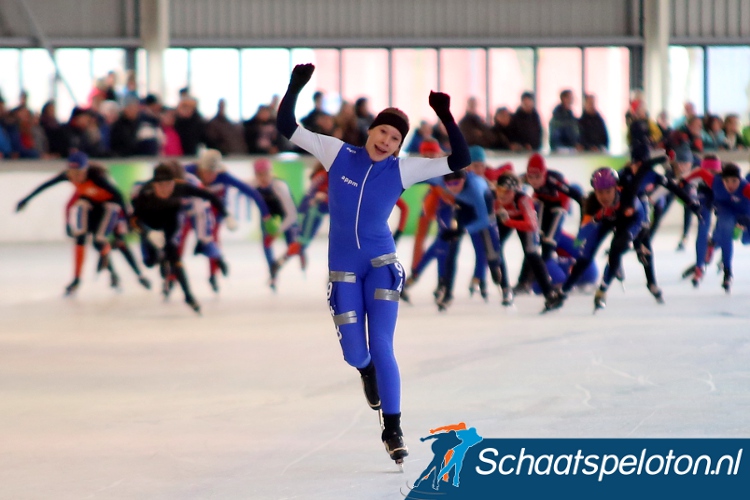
{"left": 2, "top": 71, "right": 750, "bottom": 161}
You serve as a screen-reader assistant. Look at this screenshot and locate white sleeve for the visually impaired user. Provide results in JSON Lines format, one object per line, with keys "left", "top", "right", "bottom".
{"left": 290, "top": 127, "right": 344, "bottom": 171}
{"left": 398, "top": 156, "right": 453, "bottom": 189}
{"left": 274, "top": 180, "right": 298, "bottom": 232}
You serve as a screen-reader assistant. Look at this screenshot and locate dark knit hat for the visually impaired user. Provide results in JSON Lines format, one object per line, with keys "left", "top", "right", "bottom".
{"left": 369, "top": 109, "right": 409, "bottom": 145}
{"left": 153, "top": 164, "right": 176, "bottom": 182}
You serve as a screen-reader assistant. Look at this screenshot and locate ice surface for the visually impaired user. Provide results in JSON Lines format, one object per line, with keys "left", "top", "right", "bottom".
{"left": 1, "top": 231, "right": 749, "bottom": 499}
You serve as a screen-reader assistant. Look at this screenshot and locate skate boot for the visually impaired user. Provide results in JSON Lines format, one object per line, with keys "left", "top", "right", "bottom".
{"left": 269, "top": 261, "right": 280, "bottom": 291}
{"left": 185, "top": 295, "right": 201, "bottom": 315}
{"left": 64, "top": 278, "right": 80, "bottom": 296}
{"left": 593, "top": 288, "right": 607, "bottom": 312}
{"left": 691, "top": 266, "right": 704, "bottom": 288}
{"left": 358, "top": 362, "right": 381, "bottom": 410}
{"left": 299, "top": 250, "right": 307, "bottom": 271}
{"left": 512, "top": 281, "right": 532, "bottom": 295}
{"left": 96, "top": 252, "right": 110, "bottom": 273}
{"left": 501, "top": 287, "right": 514, "bottom": 307}
{"left": 137, "top": 275, "right": 151, "bottom": 289}
{"left": 400, "top": 276, "right": 416, "bottom": 304}
{"left": 722, "top": 271, "right": 732, "bottom": 294}
{"left": 162, "top": 276, "right": 175, "bottom": 300}
{"left": 381, "top": 413, "right": 408, "bottom": 470}
{"left": 209, "top": 274, "right": 219, "bottom": 293}
{"left": 676, "top": 236, "right": 687, "bottom": 251}
{"left": 542, "top": 290, "right": 564, "bottom": 313}
{"left": 109, "top": 269, "right": 121, "bottom": 290}
{"left": 682, "top": 264, "right": 696, "bottom": 280}
{"left": 479, "top": 280, "right": 488, "bottom": 301}
{"left": 436, "top": 291, "right": 452, "bottom": 312}
{"left": 217, "top": 259, "right": 229, "bottom": 277}
{"left": 648, "top": 284, "right": 664, "bottom": 304}
{"left": 468, "top": 277, "right": 480, "bottom": 297}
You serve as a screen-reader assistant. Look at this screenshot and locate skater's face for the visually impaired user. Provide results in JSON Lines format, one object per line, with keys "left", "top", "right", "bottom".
{"left": 365, "top": 125, "right": 402, "bottom": 162}
{"left": 595, "top": 187, "right": 617, "bottom": 207}
{"left": 526, "top": 171, "right": 545, "bottom": 189}
{"left": 255, "top": 169, "right": 272, "bottom": 188}
{"left": 722, "top": 176, "right": 740, "bottom": 193}
{"left": 67, "top": 167, "right": 87, "bottom": 185}
{"left": 496, "top": 186, "right": 514, "bottom": 205}
{"left": 198, "top": 168, "right": 218, "bottom": 185}
{"left": 445, "top": 178, "right": 465, "bottom": 195}
{"left": 469, "top": 161, "right": 486, "bottom": 178}
{"left": 674, "top": 161, "right": 692, "bottom": 179}
{"left": 154, "top": 180, "right": 175, "bottom": 199}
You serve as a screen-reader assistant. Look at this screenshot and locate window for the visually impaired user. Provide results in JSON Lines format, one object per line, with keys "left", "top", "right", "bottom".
{"left": 668, "top": 46, "right": 704, "bottom": 126}
{"left": 241, "top": 48, "right": 290, "bottom": 120}
{"left": 291, "top": 49, "right": 341, "bottom": 116}
{"left": 342, "top": 49, "right": 389, "bottom": 116}
{"left": 163, "top": 48, "right": 189, "bottom": 108}
{"left": 21, "top": 49, "right": 55, "bottom": 113}
{"left": 439, "top": 48, "right": 487, "bottom": 121}
{"left": 190, "top": 49, "right": 241, "bottom": 122}
{"left": 488, "top": 48, "right": 534, "bottom": 113}
{"left": 707, "top": 46, "right": 750, "bottom": 120}
{"left": 391, "top": 49, "right": 438, "bottom": 130}
{"left": 91, "top": 48, "right": 126, "bottom": 99}
{"left": 55, "top": 48, "right": 93, "bottom": 120}
{"left": 584, "top": 47, "right": 630, "bottom": 153}
{"left": 0, "top": 49, "right": 21, "bottom": 108}
{"left": 537, "top": 47, "right": 583, "bottom": 145}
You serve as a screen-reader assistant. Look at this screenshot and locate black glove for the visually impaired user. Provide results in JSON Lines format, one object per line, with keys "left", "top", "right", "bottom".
{"left": 392, "top": 229, "right": 403, "bottom": 244}
{"left": 429, "top": 91, "right": 453, "bottom": 122}
{"left": 289, "top": 64, "right": 315, "bottom": 92}
{"left": 16, "top": 198, "right": 28, "bottom": 212}
{"left": 440, "top": 228, "right": 463, "bottom": 241}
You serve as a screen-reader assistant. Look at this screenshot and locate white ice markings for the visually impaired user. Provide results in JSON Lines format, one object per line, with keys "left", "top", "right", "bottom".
{"left": 575, "top": 384, "right": 594, "bottom": 409}
{"left": 591, "top": 357, "right": 656, "bottom": 387}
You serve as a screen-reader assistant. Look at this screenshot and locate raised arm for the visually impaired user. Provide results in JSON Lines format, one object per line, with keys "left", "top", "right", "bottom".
{"left": 219, "top": 172, "right": 271, "bottom": 218}
{"left": 277, "top": 64, "right": 343, "bottom": 169}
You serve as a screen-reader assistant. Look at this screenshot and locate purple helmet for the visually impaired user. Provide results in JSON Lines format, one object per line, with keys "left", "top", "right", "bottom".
{"left": 590, "top": 167, "right": 618, "bottom": 190}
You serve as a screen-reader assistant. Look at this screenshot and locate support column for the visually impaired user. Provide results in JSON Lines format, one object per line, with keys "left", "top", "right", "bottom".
{"left": 643, "top": 0, "right": 670, "bottom": 116}
{"left": 140, "top": 0, "right": 169, "bottom": 98}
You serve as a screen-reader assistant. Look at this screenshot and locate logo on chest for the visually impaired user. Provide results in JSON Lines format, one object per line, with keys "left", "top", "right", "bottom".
{"left": 341, "top": 175, "right": 359, "bottom": 188}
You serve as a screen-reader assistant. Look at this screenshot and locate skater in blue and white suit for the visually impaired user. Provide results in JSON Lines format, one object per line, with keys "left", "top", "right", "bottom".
{"left": 276, "top": 64, "right": 470, "bottom": 464}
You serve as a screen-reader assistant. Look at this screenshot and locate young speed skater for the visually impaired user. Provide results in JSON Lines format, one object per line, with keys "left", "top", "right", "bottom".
{"left": 185, "top": 149, "right": 277, "bottom": 290}
{"left": 409, "top": 139, "right": 445, "bottom": 276}
{"left": 464, "top": 145, "right": 500, "bottom": 300}
{"left": 276, "top": 63, "right": 470, "bottom": 467}
{"left": 131, "top": 164, "right": 231, "bottom": 314}
{"left": 432, "top": 169, "right": 504, "bottom": 310}
{"left": 683, "top": 162, "right": 750, "bottom": 292}
{"left": 609, "top": 144, "right": 701, "bottom": 301}
{"left": 15, "top": 152, "right": 130, "bottom": 295}
{"left": 648, "top": 142, "right": 696, "bottom": 249}
{"left": 295, "top": 162, "right": 330, "bottom": 266}
{"left": 249, "top": 158, "right": 300, "bottom": 289}
{"left": 400, "top": 181, "right": 457, "bottom": 305}
{"left": 557, "top": 168, "right": 650, "bottom": 312}
{"left": 514, "top": 153, "right": 583, "bottom": 294}
{"left": 493, "top": 172, "right": 564, "bottom": 311}
{"left": 681, "top": 155, "right": 721, "bottom": 287}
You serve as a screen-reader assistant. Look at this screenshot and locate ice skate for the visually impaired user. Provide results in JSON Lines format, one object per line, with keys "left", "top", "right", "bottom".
{"left": 162, "top": 276, "right": 175, "bottom": 300}
{"left": 64, "top": 278, "right": 80, "bottom": 296}
{"left": 185, "top": 295, "right": 201, "bottom": 315}
{"left": 691, "top": 266, "right": 704, "bottom": 288}
{"left": 436, "top": 292, "right": 452, "bottom": 312}
{"left": 648, "top": 284, "right": 664, "bottom": 304}
{"left": 382, "top": 429, "right": 408, "bottom": 471}
{"left": 217, "top": 258, "right": 229, "bottom": 277}
{"left": 512, "top": 281, "right": 532, "bottom": 295}
{"left": 468, "top": 277, "right": 480, "bottom": 298}
{"left": 479, "top": 280, "right": 488, "bottom": 301}
{"left": 358, "top": 362, "right": 381, "bottom": 411}
{"left": 209, "top": 274, "right": 220, "bottom": 293}
{"left": 541, "top": 290, "right": 564, "bottom": 313}
{"left": 96, "top": 252, "right": 110, "bottom": 273}
{"left": 682, "top": 264, "right": 696, "bottom": 280}
{"left": 137, "top": 275, "right": 151, "bottom": 289}
{"left": 109, "top": 269, "right": 121, "bottom": 290}
{"left": 722, "top": 272, "right": 732, "bottom": 294}
{"left": 501, "top": 287, "right": 514, "bottom": 307}
{"left": 593, "top": 288, "right": 607, "bottom": 313}
{"left": 676, "top": 236, "right": 687, "bottom": 251}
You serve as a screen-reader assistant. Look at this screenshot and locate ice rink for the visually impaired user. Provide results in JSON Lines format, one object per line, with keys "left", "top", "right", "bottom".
{"left": 1, "top": 231, "right": 749, "bottom": 499}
